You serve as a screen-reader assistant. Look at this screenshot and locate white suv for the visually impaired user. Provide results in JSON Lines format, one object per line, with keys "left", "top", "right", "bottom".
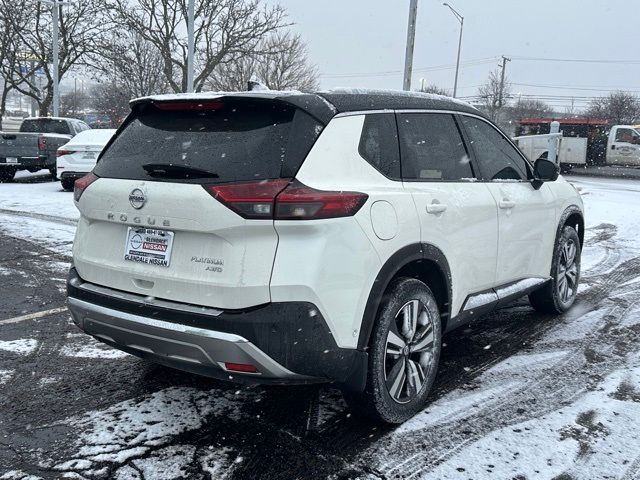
{"left": 67, "top": 90, "right": 584, "bottom": 423}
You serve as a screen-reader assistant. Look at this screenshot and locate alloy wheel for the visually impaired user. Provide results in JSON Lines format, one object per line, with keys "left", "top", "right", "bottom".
{"left": 557, "top": 238, "right": 578, "bottom": 304}
{"left": 384, "top": 299, "right": 437, "bottom": 404}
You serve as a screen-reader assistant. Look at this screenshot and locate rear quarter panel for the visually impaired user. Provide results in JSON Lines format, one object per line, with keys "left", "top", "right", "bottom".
{"left": 271, "top": 114, "right": 420, "bottom": 349}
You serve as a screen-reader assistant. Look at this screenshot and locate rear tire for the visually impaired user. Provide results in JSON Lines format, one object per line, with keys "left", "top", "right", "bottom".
{"left": 529, "top": 226, "right": 581, "bottom": 314}
{"left": 0, "top": 168, "right": 16, "bottom": 183}
{"left": 61, "top": 178, "right": 75, "bottom": 191}
{"left": 343, "top": 277, "right": 442, "bottom": 424}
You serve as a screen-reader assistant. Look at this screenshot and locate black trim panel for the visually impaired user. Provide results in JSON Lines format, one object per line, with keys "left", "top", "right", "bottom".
{"left": 358, "top": 242, "right": 452, "bottom": 350}
{"left": 449, "top": 277, "right": 550, "bottom": 330}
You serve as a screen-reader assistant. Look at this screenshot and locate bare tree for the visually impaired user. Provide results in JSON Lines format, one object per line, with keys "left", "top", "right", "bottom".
{"left": 254, "top": 33, "right": 318, "bottom": 91}
{"left": 0, "top": 3, "right": 20, "bottom": 123}
{"left": 60, "top": 89, "right": 90, "bottom": 117}
{"left": 417, "top": 84, "right": 450, "bottom": 96}
{"left": 92, "top": 32, "right": 169, "bottom": 100}
{"left": 90, "top": 82, "right": 131, "bottom": 127}
{"left": 3, "top": 0, "right": 111, "bottom": 115}
{"left": 477, "top": 68, "right": 511, "bottom": 122}
{"left": 208, "top": 32, "right": 318, "bottom": 92}
{"left": 106, "top": 0, "right": 288, "bottom": 93}
{"left": 587, "top": 91, "right": 640, "bottom": 124}
{"left": 507, "top": 98, "right": 553, "bottom": 121}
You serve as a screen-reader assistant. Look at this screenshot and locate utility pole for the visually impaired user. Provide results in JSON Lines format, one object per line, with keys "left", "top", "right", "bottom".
{"left": 403, "top": 0, "right": 419, "bottom": 91}
{"left": 186, "top": 0, "right": 195, "bottom": 93}
{"left": 51, "top": 0, "right": 60, "bottom": 116}
{"left": 498, "top": 55, "right": 511, "bottom": 108}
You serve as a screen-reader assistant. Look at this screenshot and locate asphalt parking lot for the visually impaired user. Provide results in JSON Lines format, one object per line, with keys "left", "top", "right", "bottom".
{"left": 1, "top": 172, "right": 640, "bottom": 479}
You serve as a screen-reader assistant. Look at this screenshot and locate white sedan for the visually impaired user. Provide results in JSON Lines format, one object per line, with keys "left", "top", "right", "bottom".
{"left": 56, "top": 129, "right": 116, "bottom": 191}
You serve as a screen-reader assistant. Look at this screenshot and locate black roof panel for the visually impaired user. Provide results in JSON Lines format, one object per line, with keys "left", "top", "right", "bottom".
{"left": 318, "top": 89, "right": 482, "bottom": 117}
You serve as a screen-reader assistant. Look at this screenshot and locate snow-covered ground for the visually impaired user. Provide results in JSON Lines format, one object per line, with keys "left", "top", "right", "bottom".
{"left": 1, "top": 173, "right": 639, "bottom": 479}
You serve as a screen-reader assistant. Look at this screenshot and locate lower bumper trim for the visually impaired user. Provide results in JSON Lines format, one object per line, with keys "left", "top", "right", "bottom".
{"left": 67, "top": 297, "right": 319, "bottom": 383}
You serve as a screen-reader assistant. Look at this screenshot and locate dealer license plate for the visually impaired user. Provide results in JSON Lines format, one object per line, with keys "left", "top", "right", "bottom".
{"left": 5, "top": 157, "right": 18, "bottom": 164}
{"left": 124, "top": 227, "right": 174, "bottom": 267}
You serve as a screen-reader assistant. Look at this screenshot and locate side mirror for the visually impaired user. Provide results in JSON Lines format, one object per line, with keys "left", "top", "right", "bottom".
{"left": 531, "top": 158, "right": 559, "bottom": 189}
{"left": 534, "top": 158, "right": 559, "bottom": 181}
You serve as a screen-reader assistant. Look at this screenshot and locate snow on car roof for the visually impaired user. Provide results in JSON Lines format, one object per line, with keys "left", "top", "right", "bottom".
{"left": 63, "top": 128, "right": 116, "bottom": 146}
{"left": 130, "top": 90, "right": 303, "bottom": 105}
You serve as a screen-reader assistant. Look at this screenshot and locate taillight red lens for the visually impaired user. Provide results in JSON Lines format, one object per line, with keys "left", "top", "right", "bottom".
{"left": 204, "top": 179, "right": 368, "bottom": 220}
{"left": 204, "top": 179, "right": 291, "bottom": 219}
{"left": 73, "top": 173, "right": 99, "bottom": 202}
{"left": 224, "top": 362, "right": 258, "bottom": 373}
{"left": 57, "top": 149, "right": 75, "bottom": 157}
{"left": 275, "top": 180, "right": 368, "bottom": 220}
{"left": 38, "top": 136, "right": 47, "bottom": 151}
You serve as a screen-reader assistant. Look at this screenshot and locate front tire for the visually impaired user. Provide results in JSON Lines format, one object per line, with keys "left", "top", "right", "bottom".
{"left": 344, "top": 277, "right": 442, "bottom": 423}
{"left": 529, "top": 226, "right": 581, "bottom": 314}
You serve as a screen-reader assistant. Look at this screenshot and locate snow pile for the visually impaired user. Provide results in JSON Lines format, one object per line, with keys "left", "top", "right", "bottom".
{"left": 0, "top": 175, "right": 78, "bottom": 221}
{"left": 59, "top": 335, "right": 129, "bottom": 360}
{"left": 0, "top": 339, "right": 38, "bottom": 356}
{"left": 0, "top": 369, "right": 13, "bottom": 385}
{"left": 49, "top": 386, "right": 257, "bottom": 476}
{"left": 426, "top": 363, "right": 640, "bottom": 479}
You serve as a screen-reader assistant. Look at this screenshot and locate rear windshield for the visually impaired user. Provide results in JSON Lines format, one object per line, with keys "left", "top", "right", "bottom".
{"left": 20, "top": 119, "right": 70, "bottom": 135}
{"left": 94, "top": 99, "right": 323, "bottom": 183}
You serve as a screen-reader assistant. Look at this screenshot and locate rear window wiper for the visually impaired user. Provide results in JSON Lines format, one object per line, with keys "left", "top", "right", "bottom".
{"left": 142, "top": 163, "right": 219, "bottom": 179}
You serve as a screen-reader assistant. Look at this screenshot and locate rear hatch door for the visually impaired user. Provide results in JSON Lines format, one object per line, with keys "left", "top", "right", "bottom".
{"left": 74, "top": 97, "right": 323, "bottom": 309}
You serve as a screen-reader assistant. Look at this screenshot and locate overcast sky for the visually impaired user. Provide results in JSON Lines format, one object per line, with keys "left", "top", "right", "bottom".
{"left": 272, "top": 0, "right": 639, "bottom": 111}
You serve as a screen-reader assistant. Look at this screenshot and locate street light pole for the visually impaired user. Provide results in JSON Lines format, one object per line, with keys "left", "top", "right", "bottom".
{"left": 403, "top": 0, "right": 419, "bottom": 91}
{"left": 186, "top": 0, "right": 195, "bottom": 93}
{"left": 443, "top": 2, "right": 463, "bottom": 98}
{"left": 52, "top": 0, "right": 59, "bottom": 116}
{"left": 38, "top": 0, "right": 70, "bottom": 117}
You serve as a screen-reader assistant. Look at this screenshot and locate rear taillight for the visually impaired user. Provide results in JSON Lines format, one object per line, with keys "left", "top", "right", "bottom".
{"left": 73, "top": 173, "right": 99, "bottom": 202}
{"left": 205, "top": 179, "right": 291, "bottom": 219}
{"left": 38, "top": 136, "right": 47, "bottom": 151}
{"left": 275, "top": 180, "right": 368, "bottom": 220}
{"left": 204, "top": 179, "right": 368, "bottom": 220}
{"left": 57, "top": 149, "right": 75, "bottom": 157}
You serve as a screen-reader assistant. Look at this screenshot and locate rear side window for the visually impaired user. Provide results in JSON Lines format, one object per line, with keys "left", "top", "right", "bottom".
{"left": 397, "top": 113, "right": 472, "bottom": 180}
{"left": 460, "top": 116, "right": 529, "bottom": 181}
{"left": 358, "top": 114, "right": 400, "bottom": 179}
{"left": 20, "top": 119, "right": 71, "bottom": 135}
{"left": 94, "top": 99, "right": 323, "bottom": 184}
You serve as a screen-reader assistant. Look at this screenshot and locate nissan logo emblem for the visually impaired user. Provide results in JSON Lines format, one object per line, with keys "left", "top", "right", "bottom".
{"left": 129, "top": 188, "right": 146, "bottom": 209}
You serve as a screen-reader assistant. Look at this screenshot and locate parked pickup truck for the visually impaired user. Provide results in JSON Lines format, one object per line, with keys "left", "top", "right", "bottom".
{"left": 0, "top": 117, "right": 91, "bottom": 182}
{"left": 515, "top": 118, "right": 640, "bottom": 169}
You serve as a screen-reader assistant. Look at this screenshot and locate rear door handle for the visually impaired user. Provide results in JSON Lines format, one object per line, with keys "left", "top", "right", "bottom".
{"left": 426, "top": 203, "right": 447, "bottom": 214}
{"left": 499, "top": 199, "right": 516, "bottom": 209}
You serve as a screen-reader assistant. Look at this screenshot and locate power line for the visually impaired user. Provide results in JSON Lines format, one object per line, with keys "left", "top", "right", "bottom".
{"left": 319, "top": 57, "right": 498, "bottom": 78}
{"left": 509, "top": 56, "right": 640, "bottom": 65}
{"left": 512, "top": 82, "right": 640, "bottom": 93}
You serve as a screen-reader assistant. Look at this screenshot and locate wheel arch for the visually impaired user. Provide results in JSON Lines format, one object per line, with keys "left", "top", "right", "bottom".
{"left": 357, "top": 243, "right": 452, "bottom": 351}
{"left": 559, "top": 205, "right": 584, "bottom": 248}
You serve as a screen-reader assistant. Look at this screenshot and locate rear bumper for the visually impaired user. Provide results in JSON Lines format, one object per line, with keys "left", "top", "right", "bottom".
{"left": 0, "top": 156, "right": 49, "bottom": 168}
{"left": 59, "top": 171, "right": 89, "bottom": 181}
{"left": 66, "top": 268, "right": 367, "bottom": 389}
